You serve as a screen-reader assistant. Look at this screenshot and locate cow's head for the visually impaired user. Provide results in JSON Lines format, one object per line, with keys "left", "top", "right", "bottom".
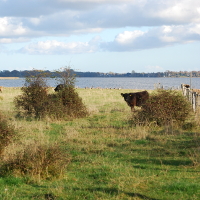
{"left": 121, "top": 93, "right": 134, "bottom": 102}
{"left": 54, "top": 84, "right": 65, "bottom": 92}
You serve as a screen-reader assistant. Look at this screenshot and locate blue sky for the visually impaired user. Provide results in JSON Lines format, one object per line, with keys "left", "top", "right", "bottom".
{"left": 0, "top": 0, "right": 200, "bottom": 73}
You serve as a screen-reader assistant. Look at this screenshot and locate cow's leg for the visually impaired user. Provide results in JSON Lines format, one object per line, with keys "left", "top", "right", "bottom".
{"left": 131, "top": 96, "right": 137, "bottom": 111}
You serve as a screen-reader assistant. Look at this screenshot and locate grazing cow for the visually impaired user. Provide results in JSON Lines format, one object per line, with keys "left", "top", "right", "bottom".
{"left": 121, "top": 90, "right": 149, "bottom": 111}
{"left": 54, "top": 84, "right": 65, "bottom": 92}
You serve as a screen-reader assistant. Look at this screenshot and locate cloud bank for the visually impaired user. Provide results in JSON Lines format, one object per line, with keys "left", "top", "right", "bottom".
{"left": 0, "top": 0, "right": 200, "bottom": 54}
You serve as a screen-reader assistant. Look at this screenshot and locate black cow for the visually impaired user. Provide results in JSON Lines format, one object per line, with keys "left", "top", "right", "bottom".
{"left": 54, "top": 84, "right": 65, "bottom": 92}
{"left": 121, "top": 90, "right": 149, "bottom": 111}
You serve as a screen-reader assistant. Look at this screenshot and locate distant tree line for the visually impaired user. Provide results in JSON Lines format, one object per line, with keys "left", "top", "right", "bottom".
{"left": 0, "top": 69, "right": 200, "bottom": 78}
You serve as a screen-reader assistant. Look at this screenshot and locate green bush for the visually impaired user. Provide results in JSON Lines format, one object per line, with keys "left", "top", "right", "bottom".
{"left": 48, "top": 85, "right": 88, "bottom": 119}
{"left": 0, "top": 143, "right": 71, "bottom": 181}
{"left": 133, "top": 89, "right": 192, "bottom": 126}
{"left": 14, "top": 71, "right": 49, "bottom": 118}
{"left": 51, "top": 68, "right": 88, "bottom": 119}
{"left": 0, "top": 113, "right": 16, "bottom": 156}
{"left": 14, "top": 84, "right": 49, "bottom": 118}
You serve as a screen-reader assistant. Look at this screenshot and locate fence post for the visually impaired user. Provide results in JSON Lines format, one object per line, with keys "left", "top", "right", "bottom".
{"left": 181, "top": 84, "right": 184, "bottom": 95}
{"left": 181, "top": 84, "right": 200, "bottom": 113}
{"left": 192, "top": 92, "right": 197, "bottom": 112}
{"left": 186, "top": 88, "right": 190, "bottom": 101}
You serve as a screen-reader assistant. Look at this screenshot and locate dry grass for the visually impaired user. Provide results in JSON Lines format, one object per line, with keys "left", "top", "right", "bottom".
{"left": 0, "top": 87, "right": 200, "bottom": 199}
{"left": 0, "top": 77, "right": 19, "bottom": 79}
{"left": 77, "top": 88, "right": 147, "bottom": 113}
{"left": 0, "top": 87, "right": 21, "bottom": 115}
{"left": 0, "top": 87, "right": 150, "bottom": 160}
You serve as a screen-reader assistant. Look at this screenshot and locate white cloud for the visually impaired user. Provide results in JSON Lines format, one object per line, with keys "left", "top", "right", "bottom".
{"left": 154, "top": 0, "right": 200, "bottom": 23}
{"left": 115, "top": 30, "right": 144, "bottom": 44}
{"left": 13, "top": 23, "right": 200, "bottom": 54}
{"left": 19, "top": 36, "right": 101, "bottom": 54}
{"left": 189, "top": 24, "right": 200, "bottom": 35}
{"left": 0, "top": 0, "right": 200, "bottom": 54}
{"left": 0, "top": 38, "right": 29, "bottom": 44}
{"left": 0, "top": 17, "right": 30, "bottom": 37}
{"left": 0, "top": 0, "right": 200, "bottom": 39}
{"left": 101, "top": 24, "right": 200, "bottom": 52}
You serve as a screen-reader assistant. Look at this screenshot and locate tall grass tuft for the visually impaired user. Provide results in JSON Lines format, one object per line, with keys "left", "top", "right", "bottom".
{"left": 0, "top": 143, "right": 71, "bottom": 181}
{"left": 0, "top": 113, "right": 16, "bottom": 156}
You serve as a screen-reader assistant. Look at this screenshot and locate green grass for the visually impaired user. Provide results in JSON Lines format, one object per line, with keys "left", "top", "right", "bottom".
{"left": 0, "top": 88, "right": 200, "bottom": 199}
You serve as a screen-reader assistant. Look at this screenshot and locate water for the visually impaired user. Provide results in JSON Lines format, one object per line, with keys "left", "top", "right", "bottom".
{"left": 0, "top": 77, "right": 199, "bottom": 90}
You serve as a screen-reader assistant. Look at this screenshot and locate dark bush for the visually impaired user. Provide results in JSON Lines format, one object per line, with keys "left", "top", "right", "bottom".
{"left": 48, "top": 85, "right": 88, "bottom": 119}
{"left": 50, "top": 68, "right": 88, "bottom": 119}
{"left": 14, "top": 71, "right": 49, "bottom": 118}
{"left": 0, "top": 113, "right": 16, "bottom": 156}
{"left": 14, "top": 85, "right": 49, "bottom": 118}
{"left": 132, "top": 89, "right": 192, "bottom": 126}
{"left": 14, "top": 68, "right": 88, "bottom": 119}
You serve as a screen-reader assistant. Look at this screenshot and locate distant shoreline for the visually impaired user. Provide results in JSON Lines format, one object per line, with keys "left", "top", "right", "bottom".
{"left": 0, "top": 77, "right": 20, "bottom": 79}
{"left": 0, "top": 77, "right": 199, "bottom": 89}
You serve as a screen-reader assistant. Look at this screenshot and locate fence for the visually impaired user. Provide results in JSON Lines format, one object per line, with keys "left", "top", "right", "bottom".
{"left": 181, "top": 84, "right": 200, "bottom": 112}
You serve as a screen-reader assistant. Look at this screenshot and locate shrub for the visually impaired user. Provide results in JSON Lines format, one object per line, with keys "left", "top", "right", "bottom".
{"left": 0, "top": 113, "right": 16, "bottom": 156}
{"left": 47, "top": 68, "right": 88, "bottom": 119}
{"left": 14, "top": 68, "right": 88, "bottom": 119}
{"left": 132, "top": 89, "right": 192, "bottom": 126}
{"left": 48, "top": 85, "right": 88, "bottom": 119}
{"left": 14, "top": 70, "right": 49, "bottom": 118}
{"left": 0, "top": 143, "right": 71, "bottom": 181}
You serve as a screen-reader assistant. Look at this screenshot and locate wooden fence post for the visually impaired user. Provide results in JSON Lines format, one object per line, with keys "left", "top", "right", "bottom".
{"left": 192, "top": 92, "right": 197, "bottom": 112}
{"left": 181, "top": 83, "right": 199, "bottom": 113}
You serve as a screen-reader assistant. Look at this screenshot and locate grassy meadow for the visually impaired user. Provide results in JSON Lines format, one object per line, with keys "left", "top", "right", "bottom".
{"left": 0, "top": 87, "right": 200, "bottom": 200}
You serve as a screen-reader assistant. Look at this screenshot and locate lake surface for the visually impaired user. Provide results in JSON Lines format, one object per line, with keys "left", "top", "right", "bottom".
{"left": 0, "top": 77, "right": 199, "bottom": 90}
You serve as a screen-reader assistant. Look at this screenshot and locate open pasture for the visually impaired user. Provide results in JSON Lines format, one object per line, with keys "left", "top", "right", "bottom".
{"left": 0, "top": 87, "right": 200, "bottom": 200}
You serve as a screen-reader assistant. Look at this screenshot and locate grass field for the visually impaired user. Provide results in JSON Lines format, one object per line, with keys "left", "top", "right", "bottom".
{"left": 0, "top": 87, "right": 200, "bottom": 200}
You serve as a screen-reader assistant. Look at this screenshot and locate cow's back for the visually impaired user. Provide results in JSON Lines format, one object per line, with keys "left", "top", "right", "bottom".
{"left": 135, "top": 91, "right": 149, "bottom": 106}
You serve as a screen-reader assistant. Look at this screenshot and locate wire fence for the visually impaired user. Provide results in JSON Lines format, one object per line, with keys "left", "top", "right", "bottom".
{"left": 181, "top": 84, "right": 200, "bottom": 113}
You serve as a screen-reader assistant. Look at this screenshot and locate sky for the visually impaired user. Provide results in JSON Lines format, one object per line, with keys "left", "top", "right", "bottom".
{"left": 0, "top": 0, "right": 200, "bottom": 73}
